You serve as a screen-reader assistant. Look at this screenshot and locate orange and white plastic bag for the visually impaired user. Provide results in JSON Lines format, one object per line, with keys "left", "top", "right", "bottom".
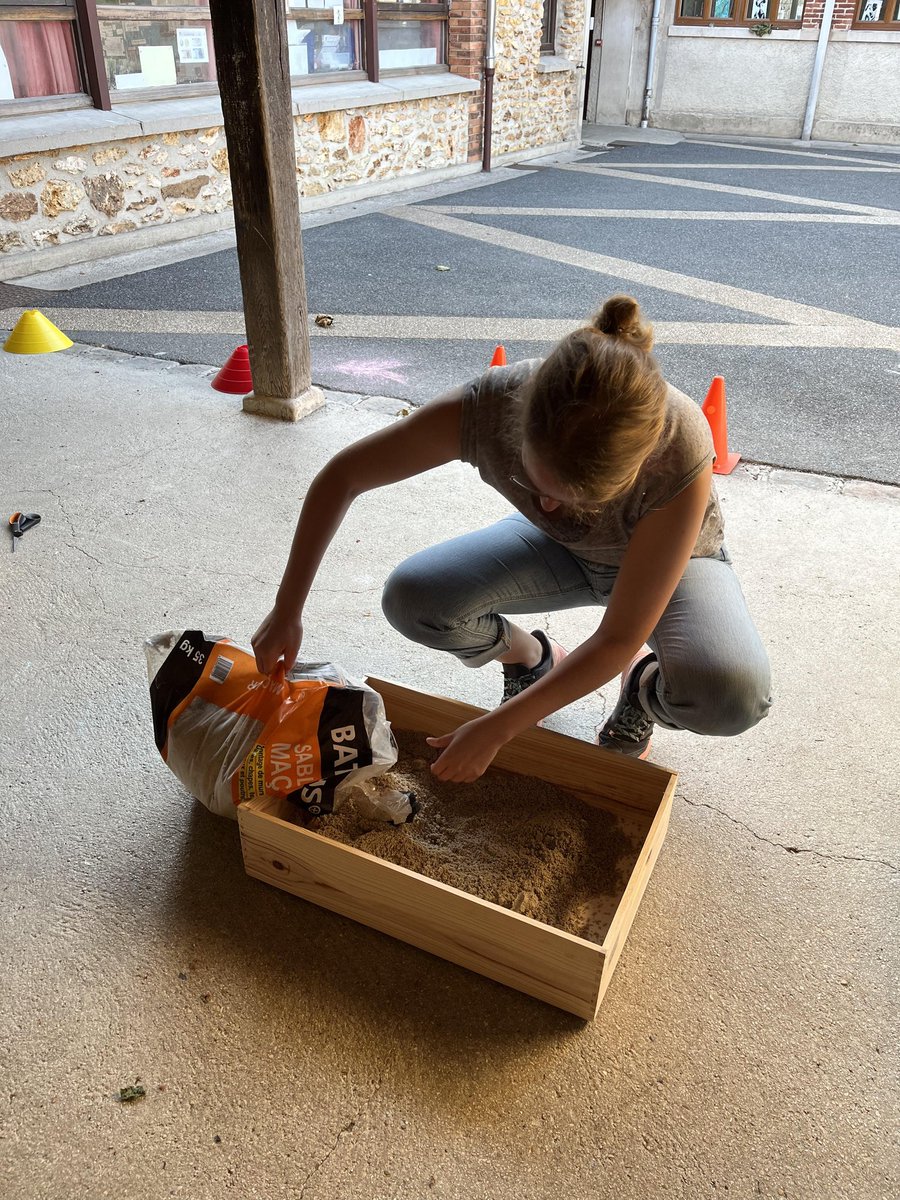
{"left": 145, "top": 630, "right": 397, "bottom": 820}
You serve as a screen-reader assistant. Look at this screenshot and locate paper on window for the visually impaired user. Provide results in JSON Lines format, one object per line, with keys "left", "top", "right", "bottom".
{"left": 0, "top": 46, "right": 13, "bottom": 100}
{"left": 138, "top": 45, "right": 178, "bottom": 86}
{"left": 114, "top": 72, "right": 148, "bottom": 90}
{"left": 177, "top": 28, "right": 210, "bottom": 64}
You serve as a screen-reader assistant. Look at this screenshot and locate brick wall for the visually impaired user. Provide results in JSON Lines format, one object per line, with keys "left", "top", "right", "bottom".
{"left": 448, "top": 0, "right": 487, "bottom": 163}
{"left": 802, "top": 0, "right": 858, "bottom": 30}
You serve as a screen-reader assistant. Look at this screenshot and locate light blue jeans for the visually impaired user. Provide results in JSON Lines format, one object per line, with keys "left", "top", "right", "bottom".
{"left": 382, "top": 513, "right": 771, "bottom": 736}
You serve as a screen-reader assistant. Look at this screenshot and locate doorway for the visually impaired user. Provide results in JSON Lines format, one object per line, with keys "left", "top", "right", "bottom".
{"left": 582, "top": 0, "right": 636, "bottom": 127}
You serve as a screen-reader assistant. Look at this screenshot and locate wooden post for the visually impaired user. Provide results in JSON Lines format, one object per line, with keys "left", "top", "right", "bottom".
{"left": 207, "top": 0, "right": 324, "bottom": 421}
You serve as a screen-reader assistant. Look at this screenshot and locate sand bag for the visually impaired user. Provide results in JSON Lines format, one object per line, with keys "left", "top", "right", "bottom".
{"left": 145, "top": 630, "right": 397, "bottom": 821}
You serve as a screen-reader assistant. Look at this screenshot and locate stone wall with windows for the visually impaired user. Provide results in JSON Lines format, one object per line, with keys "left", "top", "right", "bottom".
{"left": 492, "top": 0, "right": 584, "bottom": 156}
{"left": 0, "top": 2, "right": 591, "bottom": 271}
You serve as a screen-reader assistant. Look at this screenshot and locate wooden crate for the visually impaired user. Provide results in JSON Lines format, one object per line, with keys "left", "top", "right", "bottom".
{"left": 238, "top": 678, "right": 676, "bottom": 1019}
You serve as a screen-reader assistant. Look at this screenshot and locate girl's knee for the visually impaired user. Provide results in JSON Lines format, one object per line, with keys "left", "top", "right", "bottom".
{"left": 663, "top": 657, "right": 772, "bottom": 737}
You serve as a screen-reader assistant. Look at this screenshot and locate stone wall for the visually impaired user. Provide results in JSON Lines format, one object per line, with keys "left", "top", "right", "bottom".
{"left": 0, "top": 94, "right": 470, "bottom": 264}
{"left": 492, "top": 0, "right": 584, "bottom": 156}
{"left": 0, "top": 3, "right": 585, "bottom": 268}
{"left": 0, "top": 128, "right": 230, "bottom": 259}
{"left": 295, "top": 96, "right": 470, "bottom": 197}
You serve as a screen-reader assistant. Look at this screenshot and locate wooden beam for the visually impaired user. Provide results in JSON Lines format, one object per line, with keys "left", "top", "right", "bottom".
{"left": 207, "top": 0, "right": 324, "bottom": 421}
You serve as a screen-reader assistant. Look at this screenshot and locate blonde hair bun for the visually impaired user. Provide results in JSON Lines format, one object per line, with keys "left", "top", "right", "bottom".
{"left": 592, "top": 295, "right": 654, "bottom": 353}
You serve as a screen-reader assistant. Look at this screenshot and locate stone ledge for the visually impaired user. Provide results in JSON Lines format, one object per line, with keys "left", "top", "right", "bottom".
{"left": 0, "top": 108, "right": 144, "bottom": 159}
{"left": 536, "top": 56, "right": 578, "bottom": 74}
{"left": 666, "top": 25, "right": 816, "bottom": 39}
{"left": 292, "top": 73, "right": 479, "bottom": 113}
{"left": 0, "top": 74, "right": 480, "bottom": 160}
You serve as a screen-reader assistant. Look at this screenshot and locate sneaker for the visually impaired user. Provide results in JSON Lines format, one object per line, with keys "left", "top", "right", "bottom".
{"left": 597, "top": 650, "right": 657, "bottom": 759}
{"left": 501, "top": 629, "right": 568, "bottom": 707}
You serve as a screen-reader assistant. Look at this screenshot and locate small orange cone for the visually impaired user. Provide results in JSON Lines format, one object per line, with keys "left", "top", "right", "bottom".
{"left": 4, "top": 309, "right": 73, "bottom": 354}
{"left": 702, "top": 376, "right": 740, "bottom": 475}
{"left": 489, "top": 345, "right": 507, "bottom": 368}
{"left": 211, "top": 344, "right": 253, "bottom": 394}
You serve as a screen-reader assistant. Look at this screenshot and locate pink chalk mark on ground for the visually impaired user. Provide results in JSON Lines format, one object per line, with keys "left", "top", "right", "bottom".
{"left": 331, "top": 358, "right": 410, "bottom": 385}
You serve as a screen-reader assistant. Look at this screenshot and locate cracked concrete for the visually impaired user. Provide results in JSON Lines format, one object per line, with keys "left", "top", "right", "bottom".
{"left": 680, "top": 794, "right": 898, "bottom": 873}
{"left": 1, "top": 344, "right": 898, "bottom": 1199}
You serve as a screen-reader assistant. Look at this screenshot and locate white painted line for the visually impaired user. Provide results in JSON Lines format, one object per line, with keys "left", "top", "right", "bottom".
{"left": 424, "top": 205, "right": 900, "bottom": 225}
{"left": 557, "top": 163, "right": 900, "bottom": 218}
{"left": 0, "top": 308, "right": 247, "bottom": 336}
{"left": 385, "top": 206, "right": 900, "bottom": 347}
{"left": 685, "top": 139, "right": 900, "bottom": 169}
{"left": 582, "top": 163, "right": 900, "bottom": 173}
{"left": 1, "top": 308, "right": 896, "bottom": 350}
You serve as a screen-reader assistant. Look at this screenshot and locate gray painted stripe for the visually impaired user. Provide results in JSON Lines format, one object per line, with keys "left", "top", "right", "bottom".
{"left": 4, "top": 309, "right": 894, "bottom": 351}
{"left": 424, "top": 205, "right": 900, "bottom": 225}
{"left": 558, "top": 163, "right": 900, "bottom": 218}
{"left": 386, "top": 206, "right": 900, "bottom": 346}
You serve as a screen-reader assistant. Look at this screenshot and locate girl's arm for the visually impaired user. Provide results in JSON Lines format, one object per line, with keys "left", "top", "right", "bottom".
{"left": 252, "top": 388, "right": 465, "bottom": 674}
{"left": 428, "top": 464, "right": 714, "bottom": 781}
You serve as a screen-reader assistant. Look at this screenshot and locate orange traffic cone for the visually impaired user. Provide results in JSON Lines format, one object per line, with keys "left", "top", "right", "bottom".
{"left": 701, "top": 376, "right": 740, "bottom": 475}
{"left": 489, "top": 345, "right": 507, "bottom": 368}
{"left": 211, "top": 344, "right": 253, "bottom": 394}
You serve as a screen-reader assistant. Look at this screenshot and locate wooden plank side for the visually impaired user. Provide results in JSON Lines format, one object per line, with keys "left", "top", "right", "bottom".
{"left": 208, "top": 0, "right": 313, "bottom": 400}
{"left": 368, "top": 676, "right": 674, "bottom": 815}
{"left": 594, "top": 774, "right": 677, "bottom": 1013}
{"left": 238, "top": 805, "right": 605, "bottom": 1020}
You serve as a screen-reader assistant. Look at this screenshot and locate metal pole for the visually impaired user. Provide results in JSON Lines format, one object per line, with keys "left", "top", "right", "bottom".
{"left": 640, "top": 0, "right": 663, "bottom": 128}
{"left": 801, "top": 0, "right": 836, "bottom": 141}
{"left": 482, "top": 0, "right": 498, "bottom": 171}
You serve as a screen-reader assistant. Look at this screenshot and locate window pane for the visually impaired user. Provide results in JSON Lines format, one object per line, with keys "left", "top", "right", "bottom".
{"left": 288, "top": 17, "right": 361, "bottom": 75}
{"left": 857, "top": 0, "right": 886, "bottom": 17}
{"left": 0, "top": 20, "right": 81, "bottom": 100}
{"left": 747, "top": 0, "right": 770, "bottom": 17}
{"left": 541, "top": 0, "right": 556, "bottom": 46}
{"left": 378, "top": 18, "right": 445, "bottom": 69}
{"left": 775, "top": 0, "right": 804, "bottom": 17}
{"left": 711, "top": 0, "right": 734, "bottom": 16}
{"left": 100, "top": 16, "right": 216, "bottom": 90}
{"left": 680, "top": 0, "right": 705, "bottom": 16}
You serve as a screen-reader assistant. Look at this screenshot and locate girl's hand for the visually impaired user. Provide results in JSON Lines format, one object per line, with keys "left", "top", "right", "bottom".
{"left": 251, "top": 608, "right": 304, "bottom": 676}
{"left": 426, "top": 716, "right": 508, "bottom": 783}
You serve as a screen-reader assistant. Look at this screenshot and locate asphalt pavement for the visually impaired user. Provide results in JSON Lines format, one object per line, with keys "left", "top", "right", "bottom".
{"left": 4, "top": 136, "right": 899, "bottom": 483}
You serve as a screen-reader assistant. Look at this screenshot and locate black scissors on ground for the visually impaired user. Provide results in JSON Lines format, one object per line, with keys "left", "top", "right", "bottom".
{"left": 8, "top": 512, "right": 41, "bottom": 552}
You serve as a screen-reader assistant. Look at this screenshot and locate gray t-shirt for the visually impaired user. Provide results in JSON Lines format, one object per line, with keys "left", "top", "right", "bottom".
{"left": 459, "top": 358, "right": 724, "bottom": 567}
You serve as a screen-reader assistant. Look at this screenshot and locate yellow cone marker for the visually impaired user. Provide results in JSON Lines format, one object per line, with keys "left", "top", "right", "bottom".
{"left": 3, "top": 309, "right": 73, "bottom": 355}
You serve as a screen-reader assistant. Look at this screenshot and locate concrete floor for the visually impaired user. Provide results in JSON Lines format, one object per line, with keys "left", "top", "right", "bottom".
{"left": 1, "top": 345, "right": 897, "bottom": 1199}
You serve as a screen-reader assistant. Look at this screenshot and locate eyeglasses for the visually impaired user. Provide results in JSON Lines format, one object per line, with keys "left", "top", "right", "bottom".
{"left": 509, "top": 473, "right": 574, "bottom": 506}
{"left": 509, "top": 472, "right": 598, "bottom": 514}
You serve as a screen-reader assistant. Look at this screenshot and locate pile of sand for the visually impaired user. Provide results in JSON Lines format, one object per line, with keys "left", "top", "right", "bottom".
{"left": 308, "top": 730, "right": 644, "bottom": 945}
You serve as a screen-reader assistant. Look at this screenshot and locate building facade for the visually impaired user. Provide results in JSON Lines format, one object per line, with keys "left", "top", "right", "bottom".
{"left": 0, "top": 1, "right": 587, "bottom": 277}
{"left": 583, "top": 0, "right": 900, "bottom": 143}
{"left": 2, "top": 1, "right": 897, "bottom": 278}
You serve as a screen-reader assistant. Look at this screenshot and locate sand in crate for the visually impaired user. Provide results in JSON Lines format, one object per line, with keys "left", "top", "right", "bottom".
{"left": 311, "top": 730, "right": 645, "bottom": 945}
